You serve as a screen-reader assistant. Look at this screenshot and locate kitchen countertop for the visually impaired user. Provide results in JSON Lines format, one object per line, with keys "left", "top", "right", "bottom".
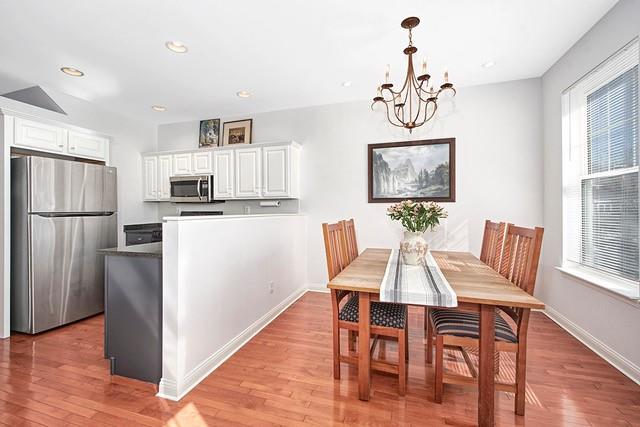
{"left": 163, "top": 213, "right": 305, "bottom": 221}
{"left": 98, "top": 242, "right": 162, "bottom": 258}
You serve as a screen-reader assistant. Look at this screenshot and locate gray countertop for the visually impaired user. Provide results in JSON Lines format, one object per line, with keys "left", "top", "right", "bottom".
{"left": 98, "top": 242, "right": 162, "bottom": 258}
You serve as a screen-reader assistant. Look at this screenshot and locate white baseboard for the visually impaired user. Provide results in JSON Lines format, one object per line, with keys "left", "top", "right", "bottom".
{"left": 306, "top": 283, "right": 329, "bottom": 293}
{"left": 157, "top": 286, "right": 308, "bottom": 401}
{"left": 543, "top": 305, "right": 640, "bottom": 385}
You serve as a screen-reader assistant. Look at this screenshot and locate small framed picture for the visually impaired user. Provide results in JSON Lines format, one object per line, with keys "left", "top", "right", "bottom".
{"left": 199, "top": 119, "right": 220, "bottom": 148}
{"left": 222, "top": 119, "right": 252, "bottom": 146}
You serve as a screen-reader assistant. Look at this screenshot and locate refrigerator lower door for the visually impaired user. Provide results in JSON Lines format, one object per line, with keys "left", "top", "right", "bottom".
{"left": 25, "top": 213, "right": 117, "bottom": 333}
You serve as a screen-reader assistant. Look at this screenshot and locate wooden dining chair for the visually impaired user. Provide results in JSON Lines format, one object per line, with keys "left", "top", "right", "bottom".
{"left": 424, "top": 220, "right": 507, "bottom": 333}
{"left": 322, "top": 221, "right": 409, "bottom": 395}
{"left": 429, "top": 224, "right": 543, "bottom": 415}
{"left": 340, "top": 218, "right": 359, "bottom": 264}
{"left": 479, "top": 220, "right": 507, "bottom": 271}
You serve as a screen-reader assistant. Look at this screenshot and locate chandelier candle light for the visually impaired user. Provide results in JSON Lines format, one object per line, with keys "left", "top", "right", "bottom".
{"left": 372, "top": 17, "right": 456, "bottom": 132}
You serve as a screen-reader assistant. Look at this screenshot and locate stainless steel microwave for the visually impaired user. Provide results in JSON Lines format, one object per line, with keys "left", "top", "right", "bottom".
{"left": 170, "top": 175, "right": 214, "bottom": 203}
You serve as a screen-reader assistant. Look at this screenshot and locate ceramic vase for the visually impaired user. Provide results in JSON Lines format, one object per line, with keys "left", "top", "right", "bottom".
{"left": 400, "top": 230, "right": 428, "bottom": 265}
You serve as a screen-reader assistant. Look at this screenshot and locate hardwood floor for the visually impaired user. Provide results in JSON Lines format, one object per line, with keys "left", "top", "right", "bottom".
{"left": 0, "top": 291, "right": 638, "bottom": 426}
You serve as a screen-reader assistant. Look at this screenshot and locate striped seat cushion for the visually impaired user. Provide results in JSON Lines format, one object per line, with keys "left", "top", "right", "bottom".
{"left": 339, "top": 296, "right": 407, "bottom": 329}
{"left": 430, "top": 308, "right": 518, "bottom": 343}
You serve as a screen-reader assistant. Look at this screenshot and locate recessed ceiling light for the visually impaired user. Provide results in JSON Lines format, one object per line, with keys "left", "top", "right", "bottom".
{"left": 481, "top": 61, "right": 496, "bottom": 68}
{"left": 165, "top": 41, "right": 188, "bottom": 53}
{"left": 60, "top": 67, "right": 84, "bottom": 77}
{"left": 151, "top": 105, "right": 167, "bottom": 112}
{"left": 342, "top": 81, "right": 352, "bottom": 87}
{"left": 236, "top": 90, "right": 251, "bottom": 98}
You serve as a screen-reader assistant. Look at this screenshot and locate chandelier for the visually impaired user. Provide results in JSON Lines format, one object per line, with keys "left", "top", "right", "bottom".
{"left": 372, "top": 17, "right": 456, "bottom": 132}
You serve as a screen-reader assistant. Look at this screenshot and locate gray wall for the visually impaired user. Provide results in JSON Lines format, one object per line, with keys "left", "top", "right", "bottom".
{"left": 541, "top": 0, "right": 640, "bottom": 377}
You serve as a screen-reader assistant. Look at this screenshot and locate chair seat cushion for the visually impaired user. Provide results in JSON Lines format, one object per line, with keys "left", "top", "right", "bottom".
{"left": 338, "top": 296, "right": 406, "bottom": 329}
{"left": 430, "top": 308, "right": 518, "bottom": 343}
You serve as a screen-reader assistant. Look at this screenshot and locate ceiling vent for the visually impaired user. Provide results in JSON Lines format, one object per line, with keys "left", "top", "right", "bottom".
{"left": 1, "top": 86, "right": 66, "bottom": 115}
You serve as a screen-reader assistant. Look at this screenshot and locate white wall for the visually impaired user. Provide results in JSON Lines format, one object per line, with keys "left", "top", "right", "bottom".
{"left": 541, "top": 0, "right": 640, "bottom": 379}
{"left": 0, "top": 82, "right": 157, "bottom": 337}
{"left": 157, "top": 78, "right": 544, "bottom": 286}
{"left": 160, "top": 214, "right": 307, "bottom": 400}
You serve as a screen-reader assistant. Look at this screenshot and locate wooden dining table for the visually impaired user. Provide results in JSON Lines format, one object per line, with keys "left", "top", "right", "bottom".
{"left": 327, "top": 248, "right": 545, "bottom": 427}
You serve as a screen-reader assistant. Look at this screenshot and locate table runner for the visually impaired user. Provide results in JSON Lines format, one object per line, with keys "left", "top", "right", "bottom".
{"left": 380, "top": 249, "right": 458, "bottom": 307}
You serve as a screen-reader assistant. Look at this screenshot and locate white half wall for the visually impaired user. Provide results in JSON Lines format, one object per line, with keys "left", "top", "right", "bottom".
{"left": 157, "top": 78, "right": 544, "bottom": 287}
{"left": 541, "top": 0, "right": 640, "bottom": 378}
{"left": 160, "top": 214, "right": 307, "bottom": 400}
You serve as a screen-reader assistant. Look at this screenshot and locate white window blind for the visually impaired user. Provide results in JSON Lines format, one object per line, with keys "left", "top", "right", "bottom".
{"left": 562, "top": 39, "right": 639, "bottom": 289}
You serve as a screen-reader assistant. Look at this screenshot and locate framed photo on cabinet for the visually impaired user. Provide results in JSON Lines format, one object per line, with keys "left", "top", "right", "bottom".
{"left": 199, "top": 118, "right": 220, "bottom": 147}
{"left": 222, "top": 119, "right": 253, "bottom": 146}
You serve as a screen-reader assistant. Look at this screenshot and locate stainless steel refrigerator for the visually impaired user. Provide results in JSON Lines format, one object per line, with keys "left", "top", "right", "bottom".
{"left": 11, "top": 156, "right": 117, "bottom": 334}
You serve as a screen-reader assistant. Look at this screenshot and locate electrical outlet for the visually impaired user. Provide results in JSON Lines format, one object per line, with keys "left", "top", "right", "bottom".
{"left": 268, "top": 281, "right": 275, "bottom": 294}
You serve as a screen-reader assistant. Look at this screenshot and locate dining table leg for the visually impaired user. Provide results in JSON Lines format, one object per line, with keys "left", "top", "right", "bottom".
{"left": 478, "top": 304, "right": 496, "bottom": 427}
{"left": 358, "top": 291, "right": 371, "bottom": 401}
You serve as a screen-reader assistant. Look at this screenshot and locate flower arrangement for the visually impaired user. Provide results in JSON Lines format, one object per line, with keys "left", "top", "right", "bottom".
{"left": 387, "top": 200, "right": 448, "bottom": 233}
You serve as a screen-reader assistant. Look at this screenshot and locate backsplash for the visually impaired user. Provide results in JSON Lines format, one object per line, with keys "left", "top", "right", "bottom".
{"left": 157, "top": 199, "right": 300, "bottom": 218}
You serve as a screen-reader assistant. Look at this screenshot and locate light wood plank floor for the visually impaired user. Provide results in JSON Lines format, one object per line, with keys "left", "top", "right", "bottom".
{"left": 0, "top": 291, "right": 638, "bottom": 426}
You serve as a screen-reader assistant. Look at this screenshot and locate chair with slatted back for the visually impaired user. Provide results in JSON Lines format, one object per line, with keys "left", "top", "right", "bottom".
{"left": 323, "top": 221, "right": 409, "bottom": 395}
{"left": 429, "top": 224, "right": 543, "bottom": 416}
{"left": 425, "top": 220, "right": 507, "bottom": 341}
{"left": 340, "top": 218, "right": 359, "bottom": 264}
{"left": 479, "top": 220, "right": 507, "bottom": 271}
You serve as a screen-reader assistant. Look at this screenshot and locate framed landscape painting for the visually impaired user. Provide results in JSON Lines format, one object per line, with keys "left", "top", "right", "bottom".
{"left": 368, "top": 138, "right": 456, "bottom": 203}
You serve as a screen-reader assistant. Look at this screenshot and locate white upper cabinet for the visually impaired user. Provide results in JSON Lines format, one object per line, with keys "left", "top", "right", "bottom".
{"left": 192, "top": 151, "right": 212, "bottom": 174}
{"left": 143, "top": 156, "right": 158, "bottom": 201}
{"left": 213, "top": 150, "right": 234, "bottom": 199}
{"left": 14, "top": 117, "right": 66, "bottom": 153}
{"left": 68, "top": 131, "right": 108, "bottom": 160}
{"left": 235, "top": 147, "right": 262, "bottom": 199}
{"left": 157, "top": 155, "right": 173, "bottom": 200}
{"left": 173, "top": 151, "right": 213, "bottom": 175}
{"left": 10, "top": 116, "right": 109, "bottom": 161}
{"left": 262, "top": 145, "right": 290, "bottom": 198}
{"left": 173, "top": 153, "right": 193, "bottom": 176}
{"left": 142, "top": 142, "right": 300, "bottom": 202}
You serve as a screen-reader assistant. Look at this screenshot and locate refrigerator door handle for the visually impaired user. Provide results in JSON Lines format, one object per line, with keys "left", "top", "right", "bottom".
{"left": 33, "top": 212, "right": 116, "bottom": 218}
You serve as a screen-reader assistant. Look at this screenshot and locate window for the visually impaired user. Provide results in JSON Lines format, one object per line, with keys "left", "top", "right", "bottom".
{"left": 562, "top": 39, "right": 640, "bottom": 298}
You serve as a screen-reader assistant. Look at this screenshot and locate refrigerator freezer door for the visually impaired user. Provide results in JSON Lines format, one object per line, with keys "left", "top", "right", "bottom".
{"left": 28, "top": 157, "right": 117, "bottom": 213}
{"left": 27, "top": 213, "right": 117, "bottom": 333}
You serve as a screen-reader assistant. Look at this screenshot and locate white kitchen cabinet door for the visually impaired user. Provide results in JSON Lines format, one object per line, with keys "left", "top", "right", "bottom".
{"left": 213, "top": 150, "right": 234, "bottom": 199}
{"left": 157, "top": 154, "right": 173, "bottom": 200}
{"left": 13, "top": 118, "right": 66, "bottom": 153}
{"left": 173, "top": 153, "right": 193, "bottom": 175}
{"left": 143, "top": 156, "right": 159, "bottom": 201}
{"left": 67, "top": 131, "right": 108, "bottom": 160}
{"left": 192, "top": 151, "right": 213, "bottom": 174}
{"left": 262, "top": 145, "right": 290, "bottom": 198}
{"left": 234, "top": 147, "right": 262, "bottom": 198}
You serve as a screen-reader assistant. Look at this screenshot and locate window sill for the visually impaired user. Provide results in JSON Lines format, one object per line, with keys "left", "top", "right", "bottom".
{"left": 556, "top": 266, "right": 640, "bottom": 306}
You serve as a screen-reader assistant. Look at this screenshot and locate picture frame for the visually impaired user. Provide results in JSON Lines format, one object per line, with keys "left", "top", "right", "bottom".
{"left": 222, "top": 119, "right": 253, "bottom": 146}
{"left": 198, "top": 119, "right": 220, "bottom": 148}
{"left": 368, "top": 138, "right": 456, "bottom": 203}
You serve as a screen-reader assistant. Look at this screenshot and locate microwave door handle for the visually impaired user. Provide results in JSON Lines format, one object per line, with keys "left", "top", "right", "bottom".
{"left": 196, "top": 178, "right": 203, "bottom": 200}
{"left": 208, "top": 176, "right": 213, "bottom": 201}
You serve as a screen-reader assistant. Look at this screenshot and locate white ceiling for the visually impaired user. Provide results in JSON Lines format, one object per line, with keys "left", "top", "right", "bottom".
{"left": 0, "top": 0, "right": 618, "bottom": 124}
